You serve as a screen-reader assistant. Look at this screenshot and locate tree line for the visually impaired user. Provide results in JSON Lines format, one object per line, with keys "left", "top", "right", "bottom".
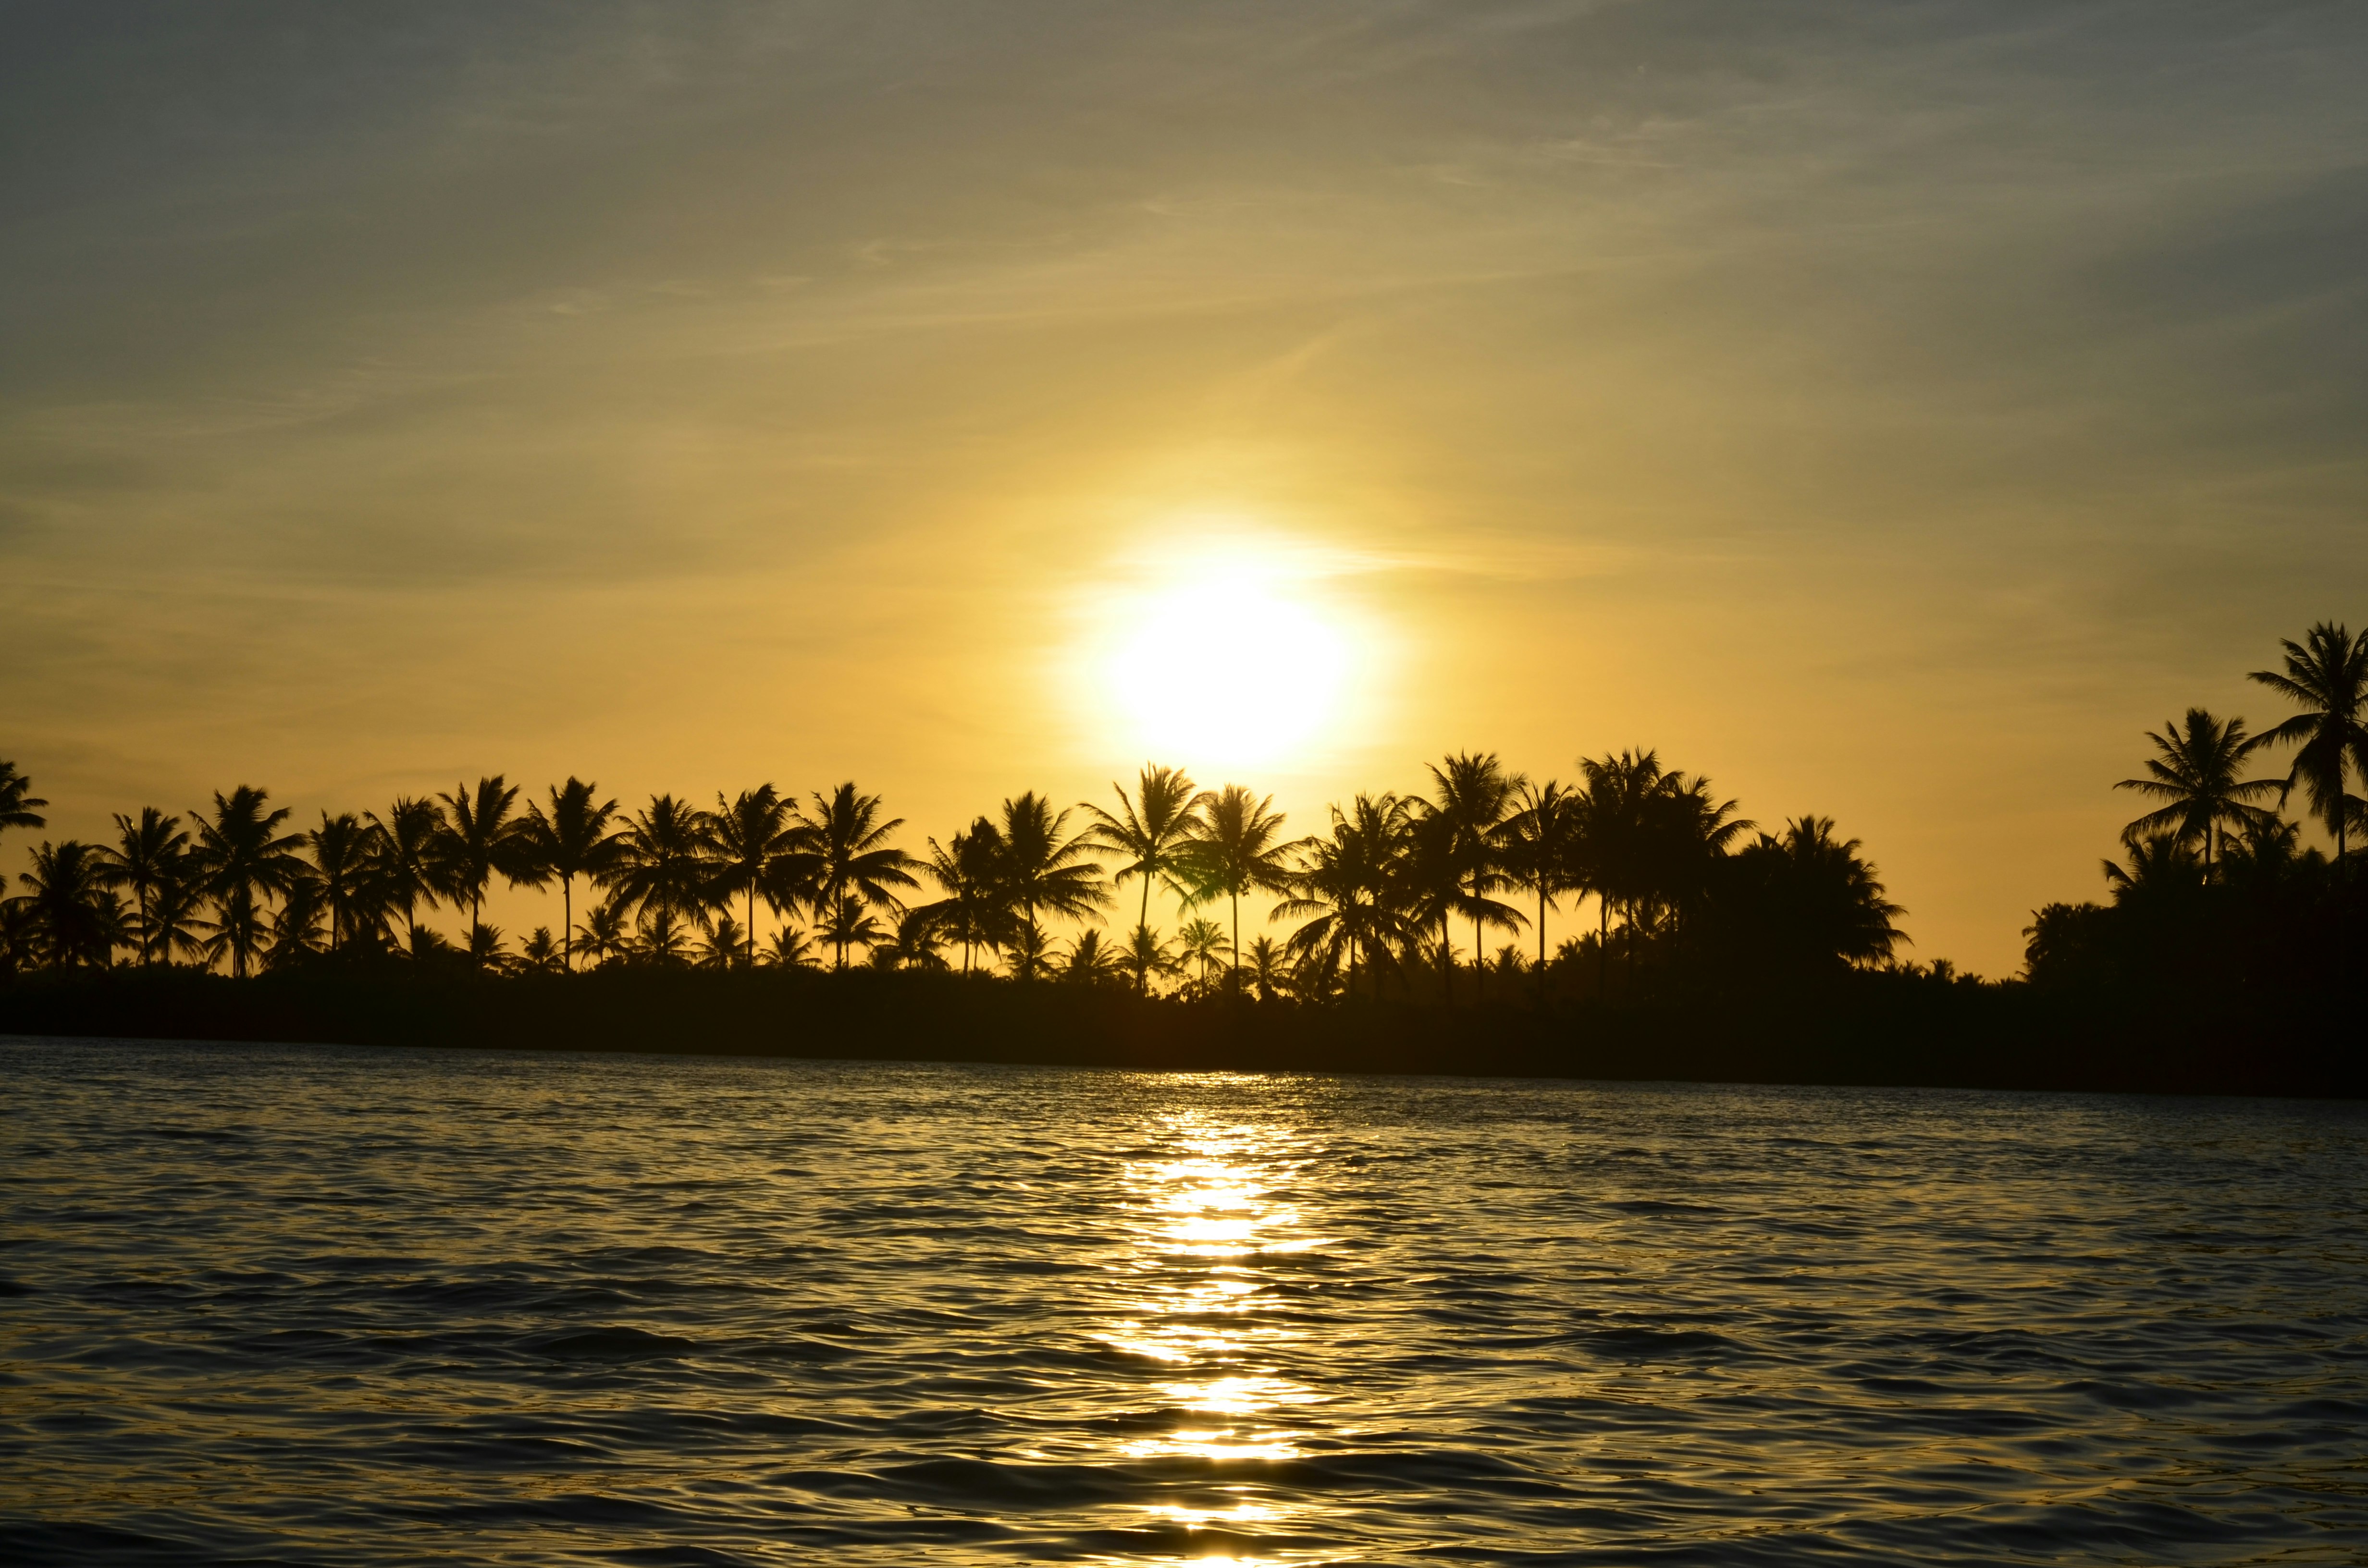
{"left": 2026, "top": 621, "right": 2367, "bottom": 994}
{"left": 0, "top": 749, "right": 1913, "bottom": 1002}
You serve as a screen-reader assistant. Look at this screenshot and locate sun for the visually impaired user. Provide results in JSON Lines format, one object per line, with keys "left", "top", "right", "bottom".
{"left": 1089, "top": 534, "right": 1364, "bottom": 772}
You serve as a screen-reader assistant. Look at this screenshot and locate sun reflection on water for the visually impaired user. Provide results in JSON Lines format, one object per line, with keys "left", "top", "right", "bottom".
{"left": 1097, "top": 1101, "right": 1333, "bottom": 1562}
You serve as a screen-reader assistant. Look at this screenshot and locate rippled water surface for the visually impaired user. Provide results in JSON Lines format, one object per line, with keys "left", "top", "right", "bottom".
{"left": 4, "top": 1037, "right": 2367, "bottom": 1565}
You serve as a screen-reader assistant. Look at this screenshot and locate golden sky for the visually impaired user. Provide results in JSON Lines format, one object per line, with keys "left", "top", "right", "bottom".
{"left": 5, "top": 3, "right": 2366, "bottom": 974}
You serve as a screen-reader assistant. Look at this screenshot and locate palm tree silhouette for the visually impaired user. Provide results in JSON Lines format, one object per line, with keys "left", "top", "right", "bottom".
{"left": 517, "top": 779, "right": 623, "bottom": 970}
{"left": 1424, "top": 753, "right": 1529, "bottom": 1003}
{"left": 368, "top": 796, "right": 451, "bottom": 952}
{"left": 16, "top": 840, "right": 125, "bottom": 967}
{"left": 709, "top": 784, "right": 801, "bottom": 966}
{"left": 992, "top": 792, "right": 1108, "bottom": 973}
{"left": 103, "top": 808, "right": 189, "bottom": 965}
{"left": 2249, "top": 623, "right": 2368, "bottom": 859}
{"left": 1276, "top": 793, "right": 1418, "bottom": 1000}
{"left": 1122, "top": 922, "right": 1184, "bottom": 992}
{"left": 1242, "top": 933, "right": 1290, "bottom": 1002}
{"left": 1739, "top": 816, "right": 1910, "bottom": 967}
{"left": 1180, "top": 784, "right": 1297, "bottom": 998}
{"left": 0, "top": 761, "right": 49, "bottom": 850}
{"left": 918, "top": 820, "right": 1011, "bottom": 974}
{"left": 1177, "top": 916, "right": 1232, "bottom": 995}
{"left": 574, "top": 899, "right": 631, "bottom": 968}
{"left": 814, "top": 893, "right": 885, "bottom": 965}
{"left": 438, "top": 776, "right": 533, "bottom": 941}
{"left": 307, "top": 812, "right": 376, "bottom": 954}
{"left": 604, "top": 794, "right": 720, "bottom": 931}
{"left": 1495, "top": 780, "right": 1581, "bottom": 993}
{"left": 2114, "top": 709, "right": 2280, "bottom": 870}
{"left": 1575, "top": 750, "right": 1664, "bottom": 995}
{"left": 191, "top": 786, "right": 305, "bottom": 978}
{"left": 804, "top": 784, "right": 920, "bottom": 969}
{"left": 1061, "top": 927, "right": 1132, "bottom": 986}
{"left": 1080, "top": 765, "right": 1201, "bottom": 994}
{"left": 1642, "top": 771, "right": 1751, "bottom": 952}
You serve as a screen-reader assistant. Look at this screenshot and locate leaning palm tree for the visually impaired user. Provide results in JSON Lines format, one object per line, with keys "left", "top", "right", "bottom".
{"left": 103, "top": 808, "right": 190, "bottom": 965}
{"left": 0, "top": 760, "right": 47, "bottom": 846}
{"left": 1179, "top": 784, "right": 1297, "bottom": 997}
{"left": 1424, "top": 752, "right": 1529, "bottom": 1002}
{"left": 515, "top": 779, "right": 624, "bottom": 970}
{"left": 1079, "top": 765, "right": 1201, "bottom": 994}
{"left": 2114, "top": 708, "right": 2281, "bottom": 870}
{"left": 16, "top": 841, "right": 126, "bottom": 968}
{"left": 367, "top": 796, "right": 452, "bottom": 952}
{"left": 190, "top": 786, "right": 306, "bottom": 977}
{"left": 2249, "top": 622, "right": 2368, "bottom": 859}
{"left": 1495, "top": 779, "right": 1582, "bottom": 985}
{"left": 603, "top": 793, "right": 721, "bottom": 929}
{"left": 992, "top": 792, "right": 1109, "bottom": 973}
{"left": 709, "top": 784, "right": 802, "bottom": 965}
{"left": 802, "top": 784, "right": 921, "bottom": 969}
{"left": 438, "top": 776, "right": 536, "bottom": 939}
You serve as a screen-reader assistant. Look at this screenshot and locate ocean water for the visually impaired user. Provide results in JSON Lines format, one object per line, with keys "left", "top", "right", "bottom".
{"left": 3, "top": 1037, "right": 2365, "bottom": 1566}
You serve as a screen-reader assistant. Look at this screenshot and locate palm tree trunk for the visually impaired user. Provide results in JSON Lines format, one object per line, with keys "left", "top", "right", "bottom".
{"left": 1138, "top": 877, "right": 1152, "bottom": 995}
{"left": 1597, "top": 894, "right": 1608, "bottom": 998}
{"left": 1230, "top": 889, "right": 1240, "bottom": 1000}
{"left": 1537, "top": 884, "right": 1548, "bottom": 1004}
{"left": 563, "top": 874, "right": 574, "bottom": 971}
{"left": 748, "top": 881, "right": 757, "bottom": 968}
{"left": 1473, "top": 905, "right": 1484, "bottom": 1006}
{"left": 1440, "top": 913, "right": 1453, "bottom": 1005}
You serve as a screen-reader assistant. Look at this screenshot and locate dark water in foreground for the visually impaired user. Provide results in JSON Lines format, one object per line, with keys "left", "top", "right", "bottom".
{"left": 3, "top": 1038, "right": 2365, "bottom": 1566}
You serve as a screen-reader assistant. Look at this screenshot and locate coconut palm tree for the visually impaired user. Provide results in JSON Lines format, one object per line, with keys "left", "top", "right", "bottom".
{"left": 603, "top": 794, "right": 720, "bottom": 929}
{"left": 696, "top": 915, "right": 748, "bottom": 970}
{"left": 803, "top": 784, "right": 920, "bottom": 969}
{"left": 1079, "top": 765, "right": 1201, "bottom": 993}
{"left": 103, "top": 808, "right": 189, "bottom": 965}
{"left": 0, "top": 760, "right": 46, "bottom": 845}
{"left": 1424, "top": 753, "right": 1529, "bottom": 1003}
{"left": 15, "top": 841, "right": 126, "bottom": 967}
{"left": 1575, "top": 750, "right": 1664, "bottom": 994}
{"left": 367, "top": 796, "right": 452, "bottom": 952}
{"left": 1242, "top": 933, "right": 1290, "bottom": 1003}
{"left": 1123, "top": 923, "right": 1185, "bottom": 993}
{"left": 1180, "top": 784, "right": 1297, "bottom": 997}
{"left": 633, "top": 907, "right": 696, "bottom": 967}
{"left": 2249, "top": 622, "right": 2368, "bottom": 859}
{"left": 1061, "top": 927, "right": 1132, "bottom": 987}
{"left": 574, "top": 900, "right": 631, "bottom": 968}
{"left": 190, "top": 786, "right": 306, "bottom": 977}
{"left": 709, "top": 784, "right": 802, "bottom": 965}
{"left": 1176, "top": 916, "right": 1232, "bottom": 996}
{"left": 814, "top": 893, "right": 885, "bottom": 965}
{"left": 1642, "top": 771, "right": 1752, "bottom": 948}
{"left": 1495, "top": 780, "right": 1582, "bottom": 987}
{"left": 438, "top": 776, "right": 535, "bottom": 941}
{"left": 765, "top": 925, "right": 818, "bottom": 968}
{"left": 265, "top": 877, "right": 327, "bottom": 969}
{"left": 1737, "top": 816, "right": 1910, "bottom": 967}
{"left": 307, "top": 812, "right": 377, "bottom": 954}
{"left": 2114, "top": 708, "right": 2281, "bottom": 870}
{"left": 992, "top": 792, "right": 1108, "bottom": 971}
{"left": 1275, "top": 793, "right": 1419, "bottom": 999}
{"left": 917, "top": 821, "right": 1011, "bottom": 974}
{"left": 516, "top": 779, "right": 623, "bottom": 970}
{"left": 518, "top": 926, "right": 565, "bottom": 975}
{"left": 145, "top": 865, "right": 211, "bottom": 968}
{"left": 869, "top": 906, "right": 950, "bottom": 971}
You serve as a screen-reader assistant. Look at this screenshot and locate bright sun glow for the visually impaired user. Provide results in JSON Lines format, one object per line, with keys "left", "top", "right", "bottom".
{"left": 1092, "top": 532, "right": 1363, "bottom": 772}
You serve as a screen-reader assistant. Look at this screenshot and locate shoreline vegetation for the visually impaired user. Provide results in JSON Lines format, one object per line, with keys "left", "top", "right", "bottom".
{"left": 3, "top": 621, "right": 2361, "bottom": 1098}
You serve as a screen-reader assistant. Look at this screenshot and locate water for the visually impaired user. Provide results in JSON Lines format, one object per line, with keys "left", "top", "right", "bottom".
{"left": 3, "top": 1037, "right": 2365, "bottom": 1566}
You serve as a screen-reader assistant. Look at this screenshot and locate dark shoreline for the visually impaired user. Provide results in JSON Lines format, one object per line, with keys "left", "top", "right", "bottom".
{"left": 2, "top": 967, "right": 2357, "bottom": 1100}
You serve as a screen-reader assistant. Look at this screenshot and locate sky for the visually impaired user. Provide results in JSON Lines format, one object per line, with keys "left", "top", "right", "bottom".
{"left": 4, "top": 0, "right": 2365, "bottom": 974}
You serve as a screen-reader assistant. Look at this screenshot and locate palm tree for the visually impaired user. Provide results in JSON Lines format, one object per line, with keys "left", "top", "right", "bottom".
{"left": 1740, "top": 816, "right": 1910, "bottom": 967}
{"left": 1061, "top": 928, "right": 1132, "bottom": 987}
{"left": 438, "top": 776, "right": 535, "bottom": 938}
{"left": 1496, "top": 780, "right": 1582, "bottom": 987}
{"left": 1242, "top": 934, "right": 1290, "bottom": 1003}
{"left": 1424, "top": 752, "right": 1529, "bottom": 1003}
{"left": 103, "top": 808, "right": 189, "bottom": 965}
{"left": 709, "top": 784, "right": 801, "bottom": 965}
{"left": 2114, "top": 708, "right": 2281, "bottom": 870}
{"left": 1641, "top": 771, "right": 1752, "bottom": 949}
{"left": 199, "top": 886, "right": 270, "bottom": 978}
{"left": 145, "top": 865, "right": 211, "bottom": 968}
{"left": 0, "top": 760, "right": 47, "bottom": 846}
{"left": 15, "top": 841, "right": 126, "bottom": 967}
{"left": 804, "top": 784, "right": 920, "bottom": 969}
{"left": 604, "top": 794, "right": 720, "bottom": 929}
{"left": 190, "top": 786, "right": 305, "bottom": 977}
{"left": 1575, "top": 750, "right": 1665, "bottom": 994}
{"left": 633, "top": 907, "right": 696, "bottom": 967}
{"left": 765, "top": 925, "right": 818, "bottom": 968}
{"left": 516, "top": 779, "right": 623, "bottom": 970}
{"left": 696, "top": 915, "right": 748, "bottom": 970}
{"left": 2249, "top": 622, "right": 2368, "bottom": 859}
{"left": 1123, "top": 923, "right": 1184, "bottom": 993}
{"left": 1176, "top": 916, "right": 1232, "bottom": 995}
{"left": 1079, "top": 765, "right": 1201, "bottom": 993}
{"left": 992, "top": 792, "right": 1108, "bottom": 972}
{"left": 870, "top": 906, "right": 949, "bottom": 971}
{"left": 307, "top": 812, "right": 377, "bottom": 954}
{"left": 814, "top": 893, "right": 884, "bottom": 965}
{"left": 466, "top": 922, "right": 511, "bottom": 971}
{"left": 1275, "top": 793, "right": 1419, "bottom": 999}
{"left": 575, "top": 900, "right": 631, "bottom": 968}
{"left": 266, "top": 877, "right": 327, "bottom": 969}
{"left": 519, "top": 926, "right": 565, "bottom": 975}
{"left": 367, "top": 796, "right": 452, "bottom": 951}
{"left": 917, "top": 821, "right": 1012, "bottom": 974}
{"left": 1180, "top": 784, "right": 1297, "bottom": 997}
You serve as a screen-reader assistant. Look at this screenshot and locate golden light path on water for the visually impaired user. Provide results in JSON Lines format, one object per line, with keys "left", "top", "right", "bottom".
{"left": 1100, "top": 1105, "right": 1330, "bottom": 1564}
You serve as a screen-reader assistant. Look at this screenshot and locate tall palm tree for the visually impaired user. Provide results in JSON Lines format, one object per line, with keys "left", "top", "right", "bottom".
{"left": 709, "top": 784, "right": 801, "bottom": 966}
{"left": 1079, "top": 765, "right": 1202, "bottom": 994}
{"left": 993, "top": 792, "right": 1108, "bottom": 971}
{"left": 15, "top": 841, "right": 126, "bottom": 967}
{"left": 1575, "top": 750, "right": 1665, "bottom": 994}
{"left": 0, "top": 760, "right": 49, "bottom": 848}
{"left": 516, "top": 779, "right": 623, "bottom": 970}
{"left": 2249, "top": 622, "right": 2368, "bottom": 859}
{"left": 2114, "top": 708, "right": 2281, "bottom": 870}
{"left": 1424, "top": 753, "right": 1529, "bottom": 1001}
{"left": 1642, "top": 771, "right": 1752, "bottom": 950}
{"left": 103, "top": 808, "right": 189, "bottom": 965}
{"left": 1180, "top": 784, "right": 1297, "bottom": 997}
{"left": 1495, "top": 780, "right": 1582, "bottom": 988}
{"left": 368, "top": 796, "right": 452, "bottom": 951}
{"left": 190, "top": 786, "right": 306, "bottom": 977}
{"left": 308, "top": 811, "right": 377, "bottom": 954}
{"left": 1275, "top": 793, "right": 1419, "bottom": 1000}
{"left": 918, "top": 821, "right": 1011, "bottom": 974}
{"left": 803, "top": 784, "right": 920, "bottom": 969}
{"left": 438, "top": 776, "right": 534, "bottom": 940}
{"left": 603, "top": 794, "right": 720, "bottom": 929}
